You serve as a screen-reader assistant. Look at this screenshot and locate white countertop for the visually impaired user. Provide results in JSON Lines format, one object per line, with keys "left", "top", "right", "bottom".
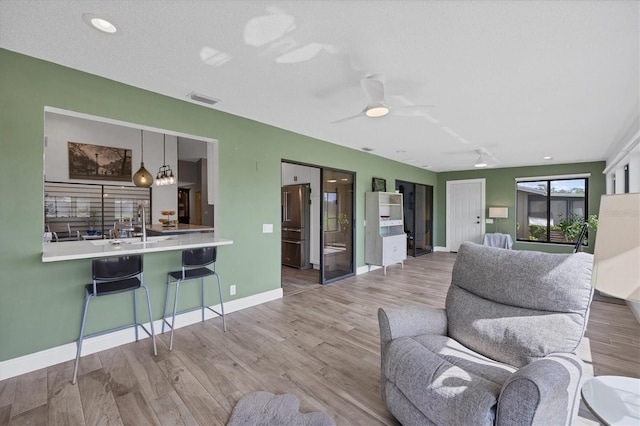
{"left": 42, "top": 233, "right": 233, "bottom": 262}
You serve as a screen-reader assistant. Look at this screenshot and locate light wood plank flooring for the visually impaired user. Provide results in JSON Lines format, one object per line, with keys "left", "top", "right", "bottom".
{"left": 281, "top": 265, "right": 320, "bottom": 297}
{"left": 1, "top": 252, "right": 638, "bottom": 425}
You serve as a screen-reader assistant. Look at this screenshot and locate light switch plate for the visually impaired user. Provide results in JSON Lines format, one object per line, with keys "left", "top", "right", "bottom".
{"left": 486, "top": 218, "right": 494, "bottom": 224}
{"left": 262, "top": 224, "right": 273, "bottom": 233}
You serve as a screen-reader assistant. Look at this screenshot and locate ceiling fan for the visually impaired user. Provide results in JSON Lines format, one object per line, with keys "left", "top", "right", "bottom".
{"left": 331, "top": 74, "right": 434, "bottom": 124}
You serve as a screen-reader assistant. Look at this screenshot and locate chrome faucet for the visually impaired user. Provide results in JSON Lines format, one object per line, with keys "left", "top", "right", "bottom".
{"left": 137, "top": 203, "right": 147, "bottom": 242}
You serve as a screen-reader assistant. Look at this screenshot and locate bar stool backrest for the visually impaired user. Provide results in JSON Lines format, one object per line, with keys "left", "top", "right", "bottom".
{"left": 182, "top": 247, "right": 217, "bottom": 268}
{"left": 93, "top": 255, "right": 143, "bottom": 282}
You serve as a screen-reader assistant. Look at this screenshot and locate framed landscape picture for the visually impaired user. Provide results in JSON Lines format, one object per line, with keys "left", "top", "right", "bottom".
{"left": 68, "top": 142, "right": 132, "bottom": 181}
{"left": 372, "top": 177, "right": 386, "bottom": 192}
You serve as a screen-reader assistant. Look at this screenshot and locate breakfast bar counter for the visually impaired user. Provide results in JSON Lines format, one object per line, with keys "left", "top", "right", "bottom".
{"left": 42, "top": 233, "right": 233, "bottom": 262}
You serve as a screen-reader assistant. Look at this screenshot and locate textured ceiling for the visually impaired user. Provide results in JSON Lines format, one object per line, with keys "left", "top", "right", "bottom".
{"left": 1, "top": 0, "right": 638, "bottom": 171}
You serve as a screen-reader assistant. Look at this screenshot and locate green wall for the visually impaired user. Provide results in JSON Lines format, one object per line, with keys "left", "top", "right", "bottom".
{"left": 0, "top": 48, "right": 607, "bottom": 364}
{"left": 0, "top": 49, "right": 438, "bottom": 361}
{"left": 437, "top": 162, "right": 606, "bottom": 253}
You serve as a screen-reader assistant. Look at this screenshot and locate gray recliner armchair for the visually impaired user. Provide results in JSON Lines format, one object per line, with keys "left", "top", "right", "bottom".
{"left": 379, "top": 242, "right": 594, "bottom": 425}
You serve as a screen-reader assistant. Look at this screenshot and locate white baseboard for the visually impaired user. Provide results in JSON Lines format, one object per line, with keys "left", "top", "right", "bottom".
{"left": 356, "top": 264, "right": 381, "bottom": 275}
{"left": 0, "top": 288, "right": 283, "bottom": 381}
{"left": 433, "top": 246, "right": 449, "bottom": 252}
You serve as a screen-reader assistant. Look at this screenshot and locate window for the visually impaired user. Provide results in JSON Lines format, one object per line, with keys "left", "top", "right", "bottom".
{"left": 45, "top": 182, "right": 150, "bottom": 237}
{"left": 516, "top": 177, "right": 588, "bottom": 244}
{"left": 624, "top": 164, "right": 630, "bottom": 193}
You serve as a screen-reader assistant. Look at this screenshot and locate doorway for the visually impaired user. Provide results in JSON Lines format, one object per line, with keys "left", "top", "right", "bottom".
{"left": 396, "top": 180, "right": 433, "bottom": 256}
{"left": 281, "top": 162, "right": 321, "bottom": 295}
{"left": 281, "top": 161, "right": 356, "bottom": 293}
{"left": 321, "top": 168, "right": 355, "bottom": 283}
{"left": 446, "top": 179, "right": 486, "bottom": 251}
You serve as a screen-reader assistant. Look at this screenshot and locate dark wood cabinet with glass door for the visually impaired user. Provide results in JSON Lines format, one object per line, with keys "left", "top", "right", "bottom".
{"left": 178, "top": 188, "right": 190, "bottom": 224}
{"left": 396, "top": 180, "right": 433, "bottom": 257}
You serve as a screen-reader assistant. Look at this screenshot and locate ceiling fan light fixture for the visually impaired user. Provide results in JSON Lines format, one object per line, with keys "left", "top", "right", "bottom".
{"left": 474, "top": 150, "right": 488, "bottom": 168}
{"left": 474, "top": 158, "right": 488, "bottom": 168}
{"left": 365, "top": 105, "right": 389, "bottom": 118}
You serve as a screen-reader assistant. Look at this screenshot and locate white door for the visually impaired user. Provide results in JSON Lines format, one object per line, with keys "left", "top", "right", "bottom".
{"left": 447, "top": 179, "right": 485, "bottom": 252}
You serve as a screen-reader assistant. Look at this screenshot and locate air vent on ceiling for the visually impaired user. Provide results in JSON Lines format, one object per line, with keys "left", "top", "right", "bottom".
{"left": 187, "top": 91, "right": 220, "bottom": 105}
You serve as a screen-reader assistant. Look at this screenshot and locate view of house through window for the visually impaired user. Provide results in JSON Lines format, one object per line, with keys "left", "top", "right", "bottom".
{"left": 516, "top": 177, "right": 588, "bottom": 244}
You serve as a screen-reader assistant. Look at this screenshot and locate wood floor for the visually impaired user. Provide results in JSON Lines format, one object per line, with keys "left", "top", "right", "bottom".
{"left": 1, "top": 252, "right": 639, "bottom": 425}
{"left": 281, "top": 265, "right": 320, "bottom": 297}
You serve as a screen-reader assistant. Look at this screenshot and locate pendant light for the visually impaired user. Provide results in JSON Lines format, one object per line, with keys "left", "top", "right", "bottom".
{"left": 155, "top": 134, "right": 176, "bottom": 186}
{"left": 133, "top": 129, "right": 153, "bottom": 187}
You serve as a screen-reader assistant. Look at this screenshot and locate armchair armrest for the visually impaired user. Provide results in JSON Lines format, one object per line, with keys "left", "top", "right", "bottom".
{"left": 496, "top": 353, "right": 584, "bottom": 426}
{"left": 378, "top": 306, "right": 448, "bottom": 403}
{"left": 378, "top": 306, "right": 447, "bottom": 348}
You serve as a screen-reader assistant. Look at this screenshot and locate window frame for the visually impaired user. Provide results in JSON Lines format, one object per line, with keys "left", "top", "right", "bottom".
{"left": 515, "top": 176, "right": 590, "bottom": 245}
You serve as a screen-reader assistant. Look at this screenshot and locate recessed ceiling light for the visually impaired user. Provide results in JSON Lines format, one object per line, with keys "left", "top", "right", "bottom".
{"left": 421, "top": 165, "right": 432, "bottom": 169}
{"left": 83, "top": 13, "right": 118, "bottom": 34}
{"left": 542, "top": 156, "right": 553, "bottom": 160}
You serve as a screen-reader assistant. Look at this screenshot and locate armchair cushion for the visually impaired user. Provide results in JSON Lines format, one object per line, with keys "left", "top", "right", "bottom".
{"left": 447, "top": 243, "right": 593, "bottom": 368}
{"left": 384, "top": 335, "right": 516, "bottom": 425}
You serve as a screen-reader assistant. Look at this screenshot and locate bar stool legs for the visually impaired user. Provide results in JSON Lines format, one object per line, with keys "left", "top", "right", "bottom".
{"left": 72, "top": 283, "right": 157, "bottom": 385}
{"left": 162, "top": 269, "right": 226, "bottom": 351}
{"left": 72, "top": 293, "right": 92, "bottom": 385}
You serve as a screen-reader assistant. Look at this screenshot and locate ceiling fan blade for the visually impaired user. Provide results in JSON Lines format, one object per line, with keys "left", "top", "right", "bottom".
{"left": 393, "top": 105, "right": 435, "bottom": 116}
{"left": 361, "top": 77, "right": 385, "bottom": 105}
{"left": 330, "top": 111, "right": 365, "bottom": 124}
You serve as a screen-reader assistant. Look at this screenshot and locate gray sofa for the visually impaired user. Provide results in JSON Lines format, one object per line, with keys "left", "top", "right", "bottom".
{"left": 378, "top": 242, "right": 594, "bottom": 425}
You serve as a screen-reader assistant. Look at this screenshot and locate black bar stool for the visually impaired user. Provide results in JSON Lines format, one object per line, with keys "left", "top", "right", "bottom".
{"left": 72, "top": 254, "right": 157, "bottom": 384}
{"left": 162, "top": 246, "right": 226, "bottom": 350}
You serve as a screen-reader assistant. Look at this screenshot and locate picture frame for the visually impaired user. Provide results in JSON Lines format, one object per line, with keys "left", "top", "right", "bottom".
{"left": 372, "top": 177, "right": 386, "bottom": 192}
{"left": 68, "top": 142, "right": 132, "bottom": 181}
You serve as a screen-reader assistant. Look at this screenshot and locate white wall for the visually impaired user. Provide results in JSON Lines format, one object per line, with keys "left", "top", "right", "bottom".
{"left": 281, "top": 163, "right": 320, "bottom": 268}
{"left": 44, "top": 112, "right": 178, "bottom": 224}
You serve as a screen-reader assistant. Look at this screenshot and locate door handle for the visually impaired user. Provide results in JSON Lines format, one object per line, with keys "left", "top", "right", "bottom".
{"left": 282, "top": 239, "right": 302, "bottom": 244}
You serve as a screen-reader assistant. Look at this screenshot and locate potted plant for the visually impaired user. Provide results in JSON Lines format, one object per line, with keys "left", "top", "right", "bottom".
{"left": 338, "top": 213, "right": 350, "bottom": 244}
{"left": 558, "top": 213, "right": 598, "bottom": 243}
{"left": 86, "top": 209, "right": 100, "bottom": 235}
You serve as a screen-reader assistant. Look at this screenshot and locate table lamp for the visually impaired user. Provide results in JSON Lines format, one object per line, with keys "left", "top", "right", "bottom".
{"left": 489, "top": 207, "right": 509, "bottom": 233}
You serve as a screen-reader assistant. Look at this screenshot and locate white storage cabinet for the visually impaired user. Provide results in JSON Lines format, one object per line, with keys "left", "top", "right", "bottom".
{"left": 365, "top": 191, "right": 407, "bottom": 274}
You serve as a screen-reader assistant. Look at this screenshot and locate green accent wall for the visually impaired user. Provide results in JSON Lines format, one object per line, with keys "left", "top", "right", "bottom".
{"left": 437, "top": 162, "right": 606, "bottom": 253}
{"left": 0, "top": 49, "right": 438, "bottom": 361}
